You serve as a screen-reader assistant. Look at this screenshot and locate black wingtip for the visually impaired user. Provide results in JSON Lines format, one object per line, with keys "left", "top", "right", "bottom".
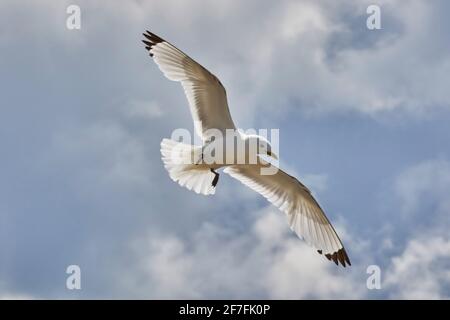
{"left": 142, "top": 30, "right": 164, "bottom": 55}
{"left": 337, "top": 250, "right": 345, "bottom": 266}
{"left": 321, "top": 248, "right": 351, "bottom": 267}
{"left": 331, "top": 254, "right": 339, "bottom": 265}
{"left": 343, "top": 249, "right": 351, "bottom": 266}
{"left": 143, "top": 30, "right": 164, "bottom": 44}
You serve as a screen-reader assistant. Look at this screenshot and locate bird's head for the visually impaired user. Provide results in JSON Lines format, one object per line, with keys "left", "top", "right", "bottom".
{"left": 245, "top": 134, "right": 278, "bottom": 160}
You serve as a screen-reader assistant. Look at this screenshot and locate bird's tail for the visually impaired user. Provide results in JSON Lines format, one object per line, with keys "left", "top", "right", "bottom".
{"left": 160, "top": 138, "right": 219, "bottom": 195}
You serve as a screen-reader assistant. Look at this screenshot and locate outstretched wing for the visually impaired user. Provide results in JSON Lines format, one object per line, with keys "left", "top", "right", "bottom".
{"left": 142, "top": 31, "right": 236, "bottom": 141}
{"left": 224, "top": 162, "right": 351, "bottom": 267}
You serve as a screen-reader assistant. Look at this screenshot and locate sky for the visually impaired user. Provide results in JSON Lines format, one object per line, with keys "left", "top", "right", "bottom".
{"left": 0, "top": 0, "right": 449, "bottom": 299}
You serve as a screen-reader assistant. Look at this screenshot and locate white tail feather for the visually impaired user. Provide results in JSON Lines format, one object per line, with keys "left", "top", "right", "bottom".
{"left": 160, "top": 138, "right": 217, "bottom": 195}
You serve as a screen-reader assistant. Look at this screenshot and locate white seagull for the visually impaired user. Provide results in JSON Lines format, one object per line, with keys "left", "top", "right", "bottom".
{"left": 142, "top": 31, "right": 351, "bottom": 267}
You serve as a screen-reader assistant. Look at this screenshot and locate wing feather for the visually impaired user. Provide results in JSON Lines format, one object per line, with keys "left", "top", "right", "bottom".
{"left": 224, "top": 162, "right": 351, "bottom": 267}
{"left": 142, "top": 30, "right": 236, "bottom": 141}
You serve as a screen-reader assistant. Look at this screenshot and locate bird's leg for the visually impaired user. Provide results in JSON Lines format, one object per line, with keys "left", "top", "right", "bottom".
{"left": 210, "top": 168, "right": 219, "bottom": 187}
{"left": 195, "top": 148, "right": 204, "bottom": 165}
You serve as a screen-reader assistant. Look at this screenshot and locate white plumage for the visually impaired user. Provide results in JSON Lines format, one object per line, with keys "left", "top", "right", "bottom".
{"left": 143, "top": 30, "right": 350, "bottom": 267}
{"left": 145, "top": 33, "right": 235, "bottom": 141}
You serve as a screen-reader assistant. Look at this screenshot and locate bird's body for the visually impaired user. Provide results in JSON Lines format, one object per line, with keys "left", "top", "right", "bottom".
{"left": 142, "top": 30, "right": 351, "bottom": 267}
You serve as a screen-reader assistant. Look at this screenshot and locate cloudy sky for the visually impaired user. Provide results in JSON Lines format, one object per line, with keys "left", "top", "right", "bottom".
{"left": 1, "top": 0, "right": 449, "bottom": 299}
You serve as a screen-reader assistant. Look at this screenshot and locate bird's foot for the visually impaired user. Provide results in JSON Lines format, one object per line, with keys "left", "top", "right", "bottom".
{"left": 195, "top": 152, "right": 204, "bottom": 166}
{"left": 211, "top": 168, "right": 219, "bottom": 187}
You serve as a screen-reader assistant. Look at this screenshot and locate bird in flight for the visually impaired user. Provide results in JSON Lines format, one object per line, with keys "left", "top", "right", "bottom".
{"left": 142, "top": 30, "right": 350, "bottom": 267}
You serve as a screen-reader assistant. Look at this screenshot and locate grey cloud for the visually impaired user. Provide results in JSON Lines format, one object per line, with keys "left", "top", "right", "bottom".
{"left": 381, "top": 158, "right": 450, "bottom": 299}
{"left": 385, "top": 236, "right": 450, "bottom": 299}
{"left": 124, "top": 208, "right": 365, "bottom": 299}
{"left": 1, "top": 0, "right": 450, "bottom": 299}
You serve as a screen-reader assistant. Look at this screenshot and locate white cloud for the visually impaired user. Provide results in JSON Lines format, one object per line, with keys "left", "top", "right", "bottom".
{"left": 385, "top": 236, "right": 450, "bottom": 299}
{"left": 280, "top": 2, "right": 329, "bottom": 40}
{"left": 2, "top": 0, "right": 450, "bottom": 299}
{"left": 128, "top": 208, "right": 364, "bottom": 299}
{"left": 3, "top": 0, "right": 450, "bottom": 120}
{"left": 384, "top": 158, "right": 450, "bottom": 299}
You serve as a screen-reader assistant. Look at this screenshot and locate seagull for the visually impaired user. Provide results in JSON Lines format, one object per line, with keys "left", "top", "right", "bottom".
{"left": 142, "top": 30, "right": 351, "bottom": 267}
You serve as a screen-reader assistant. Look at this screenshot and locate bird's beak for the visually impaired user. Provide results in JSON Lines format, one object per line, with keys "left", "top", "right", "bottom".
{"left": 267, "top": 151, "right": 278, "bottom": 160}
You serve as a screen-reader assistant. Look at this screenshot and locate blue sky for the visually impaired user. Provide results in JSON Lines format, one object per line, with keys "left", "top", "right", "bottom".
{"left": 1, "top": 0, "right": 449, "bottom": 299}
